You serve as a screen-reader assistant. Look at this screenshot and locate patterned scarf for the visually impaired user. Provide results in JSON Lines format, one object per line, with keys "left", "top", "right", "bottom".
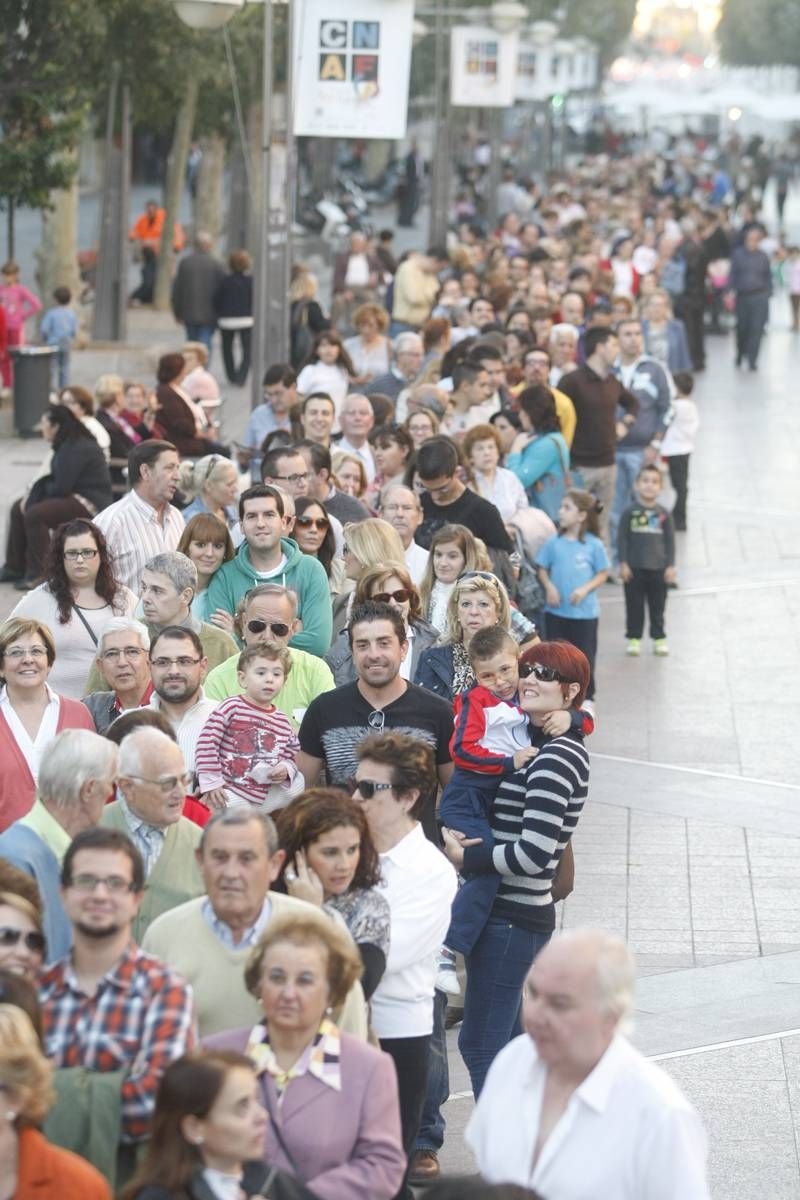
{"left": 451, "top": 641, "right": 476, "bottom": 696}
{"left": 245, "top": 1018, "right": 342, "bottom": 1097}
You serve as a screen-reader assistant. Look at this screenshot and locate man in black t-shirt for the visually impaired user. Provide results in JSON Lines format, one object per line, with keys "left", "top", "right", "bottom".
{"left": 414, "top": 436, "right": 512, "bottom": 553}
{"left": 297, "top": 601, "right": 453, "bottom": 838}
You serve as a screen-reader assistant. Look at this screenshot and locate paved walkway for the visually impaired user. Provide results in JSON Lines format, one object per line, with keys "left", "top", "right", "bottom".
{"left": 1, "top": 280, "right": 799, "bottom": 1198}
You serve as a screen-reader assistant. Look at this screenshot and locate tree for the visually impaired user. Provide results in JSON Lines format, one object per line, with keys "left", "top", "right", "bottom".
{"left": 718, "top": 0, "right": 800, "bottom": 67}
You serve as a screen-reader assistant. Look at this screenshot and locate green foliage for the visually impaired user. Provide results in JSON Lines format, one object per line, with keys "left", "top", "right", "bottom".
{"left": 718, "top": 0, "right": 800, "bottom": 67}
{"left": 561, "top": 0, "right": 637, "bottom": 68}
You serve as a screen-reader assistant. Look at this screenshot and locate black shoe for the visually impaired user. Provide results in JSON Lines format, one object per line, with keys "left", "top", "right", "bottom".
{"left": 0, "top": 566, "right": 22, "bottom": 583}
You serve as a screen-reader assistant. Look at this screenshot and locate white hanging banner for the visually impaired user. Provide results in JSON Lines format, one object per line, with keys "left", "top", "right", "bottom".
{"left": 293, "top": 0, "right": 415, "bottom": 138}
{"left": 450, "top": 25, "right": 519, "bottom": 108}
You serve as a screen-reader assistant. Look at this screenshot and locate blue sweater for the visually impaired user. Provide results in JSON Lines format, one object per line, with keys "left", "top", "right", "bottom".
{"left": 0, "top": 824, "right": 71, "bottom": 962}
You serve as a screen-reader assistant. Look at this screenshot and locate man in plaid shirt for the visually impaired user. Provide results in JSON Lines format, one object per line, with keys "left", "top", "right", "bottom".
{"left": 39, "top": 827, "right": 196, "bottom": 1143}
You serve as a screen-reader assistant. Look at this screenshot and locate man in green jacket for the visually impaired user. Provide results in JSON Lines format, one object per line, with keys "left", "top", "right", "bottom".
{"left": 205, "top": 484, "right": 333, "bottom": 657}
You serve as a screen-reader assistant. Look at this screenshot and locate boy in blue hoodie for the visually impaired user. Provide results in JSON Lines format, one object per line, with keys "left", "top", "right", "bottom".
{"left": 205, "top": 484, "right": 332, "bottom": 657}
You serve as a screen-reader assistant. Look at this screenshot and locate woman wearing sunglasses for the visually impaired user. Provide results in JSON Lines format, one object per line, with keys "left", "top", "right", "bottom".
{"left": 325, "top": 563, "right": 439, "bottom": 687}
{"left": 293, "top": 496, "right": 346, "bottom": 595}
{"left": 441, "top": 640, "right": 591, "bottom": 1099}
{"left": 0, "top": 891, "right": 46, "bottom": 981}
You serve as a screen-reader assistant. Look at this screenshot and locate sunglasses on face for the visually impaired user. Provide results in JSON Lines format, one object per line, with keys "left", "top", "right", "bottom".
{"left": 296, "top": 515, "right": 329, "bottom": 531}
{"left": 347, "top": 777, "right": 394, "bottom": 800}
{"left": 0, "top": 927, "right": 46, "bottom": 955}
{"left": 519, "top": 662, "right": 569, "bottom": 684}
{"left": 371, "top": 588, "right": 411, "bottom": 605}
{"left": 246, "top": 619, "right": 290, "bottom": 638}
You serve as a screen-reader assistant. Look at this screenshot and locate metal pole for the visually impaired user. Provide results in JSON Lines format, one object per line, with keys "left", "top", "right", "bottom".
{"left": 428, "top": 0, "right": 449, "bottom": 245}
{"left": 117, "top": 83, "right": 132, "bottom": 342}
{"left": 281, "top": 0, "right": 295, "bottom": 362}
{"left": 93, "top": 62, "right": 121, "bottom": 341}
{"left": 487, "top": 107, "right": 504, "bottom": 228}
{"left": 251, "top": 0, "right": 274, "bottom": 411}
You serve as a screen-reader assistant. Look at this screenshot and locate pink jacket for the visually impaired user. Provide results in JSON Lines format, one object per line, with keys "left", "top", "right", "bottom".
{"left": 0, "top": 697, "right": 95, "bottom": 831}
{"left": 0, "top": 284, "right": 42, "bottom": 334}
{"left": 204, "top": 1025, "right": 405, "bottom": 1200}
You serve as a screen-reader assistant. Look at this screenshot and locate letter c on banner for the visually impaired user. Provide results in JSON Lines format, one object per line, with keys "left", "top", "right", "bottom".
{"left": 320, "top": 20, "right": 348, "bottom": 49}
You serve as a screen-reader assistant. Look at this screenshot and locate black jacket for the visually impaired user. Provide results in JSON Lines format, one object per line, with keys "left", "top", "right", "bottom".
{"left": 31, "top": 436, "right": 112, "bottom": 512}
{"left": 213, "top": 271, "right": 253, "bottom": 319}
{"left": 133, "top": 1160, "right": 314, "bottom": 1200}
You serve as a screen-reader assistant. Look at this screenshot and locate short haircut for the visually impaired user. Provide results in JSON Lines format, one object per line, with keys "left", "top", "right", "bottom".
{"left": 263, "top": 364, "right": 296, "bottom": 388}
{"left": 296, "top": 438, "right": 332, "bottom": 475}
{"left": 0, "top": 619, "right": 56, "bottom": 678}
{"left": 149, "top": 625, "right": 204, "bottom": 659}
{"left": 468, "top": 342, "right": 503, "bottom": 364}
{"left": 199, "top": 807, "right": 279, "bottom": 857}
{"left": 143, "top": 551, "right": 197, "bottom": 596}
{"left": 240, "top": 582, "right": 298, "bottom": 621}
{"left": 128, "top": 440, "right": 177, "bottom": 486}
{"left": 637, "top": 463, "right": 662, "bottom": 482}
{"left": 356, "top": 733, "right": 435, "bottom": 819}
{"left": 237, "top": 641, "right": 292, "bottom": 676}
{"left": 445, "top": 573, "right": 512, "bottom": 645}
{"left": 417, "top": 436, "right": 459, "bottom": 482}
{"left": 38, "top": 730, "right": 117, "bottom": 811}
{"left": 118, "top": 727, "right": 182, "bottom": 780}
{"left": 393, "top": 331, "right": 423, "bottom": 355}
{"left": 462, "top": 423, "right": 503, "bottom": 461}
{"left": 261, "top": 446, "right": 302, "bottom": 482}
{"left": 105, "top": 708, "right": 177, "bottom": 746}
{"left": 452, "top": 361, "right": 484, "bottom": 391}
{"left": 98, "top": 616, "right": 150, "bottom": 656}
{"left": 238, "top": 483, "right": 284, "bottom": 521}
{"left": 672, "top": 370, "right": 694, "bottom": 396}
{"left": 583, "top": 326, "right": 616, "bottom": 358}
{"left": 302, "top": 391, "right": 335, "bottom": 414}
{"left": 244, "top": 911, "right": 362, "bottom": 1009}
{"left": 62, "top": 827, "right": 145, "bottom": 893}
{"left": 54, "top": 286, "right": 71, "bottom": 305}
{"left": 468, "top": 625, "right": 518, "bottom": 666}
{"left": 616, "top": 317, "right": 641, "bottom": 335}
{"left": 157, "top": 353, "right": 185, "bottom": 385}
{"left": 347, "top": 601, "right": 407, "bottom": 648}
{"left": 355, "top": 562, "right": 422, "bottom": 624}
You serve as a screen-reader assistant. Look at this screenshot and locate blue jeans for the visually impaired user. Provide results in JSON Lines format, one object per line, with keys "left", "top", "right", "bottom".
{"left": 610, "top": 447, "right": 645, "bottom": 567}
{"left": 185, "top": 323, "right": 215, "bottom": 356}
{"left": 415, "top": 988, "right": 449, "bottom": 1153}
{"left": 459, "top": 917, "right": 551, "bottom": 1098}
{"left": 440, "top": 769, "right": 501, "bottom": 956}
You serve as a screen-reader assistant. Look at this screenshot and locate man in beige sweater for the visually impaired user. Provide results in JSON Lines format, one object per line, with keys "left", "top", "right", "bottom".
{"left": 391, "top": 250, "right": 445, "bottom": 330}
{"left": 142, "top": 807, "right": 367, "bottom": 1039}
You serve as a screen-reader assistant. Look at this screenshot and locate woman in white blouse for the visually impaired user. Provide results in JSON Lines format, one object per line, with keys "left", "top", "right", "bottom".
{"left": 344, "top": 304, "right": 391, "bottom": 383}
{"left": 10, "top": 518, "right": 137, "bottom": 699}
{"left": 462, "top": 424, "right": 529, "bottom": 525}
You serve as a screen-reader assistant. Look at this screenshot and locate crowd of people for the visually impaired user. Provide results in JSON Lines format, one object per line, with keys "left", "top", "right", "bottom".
{"left": 2, "top": 136, "right": 782, "bottom": 1198}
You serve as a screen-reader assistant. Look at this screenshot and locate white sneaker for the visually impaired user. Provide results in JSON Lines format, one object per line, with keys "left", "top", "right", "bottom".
{"left": 582, "top": 698, "right": 596, "bottom": 721}
{"left": 435, "top": 947, "right": 460, "bottom": 996}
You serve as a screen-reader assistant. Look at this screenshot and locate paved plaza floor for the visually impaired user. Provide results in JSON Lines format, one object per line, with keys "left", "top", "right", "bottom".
{"left": 0, "top": 303, "right": 798, "bottom": 1197}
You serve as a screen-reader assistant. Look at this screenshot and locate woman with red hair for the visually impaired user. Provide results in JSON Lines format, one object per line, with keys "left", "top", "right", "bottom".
{"left": 442, "top": 639, "right": 591, "bottom": 1099}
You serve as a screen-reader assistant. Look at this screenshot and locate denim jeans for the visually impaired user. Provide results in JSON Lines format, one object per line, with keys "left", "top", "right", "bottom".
{"left": 459, "top": 917, "right": 551, "bottom": 1098}
{"left": 415, "top": 988, "right": 449, "bottom": 1153}
{"left": 185, "top": 323, "right": 215, "bottom": 356}
{"left": 610, "top": 447, "right": 645, "bottom": 567}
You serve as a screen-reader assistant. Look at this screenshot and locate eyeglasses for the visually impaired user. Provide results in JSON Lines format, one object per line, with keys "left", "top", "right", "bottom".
{"left": 64, "top": 548, "right": 99, "bottom": 561}
{"left": 246, "top": 619, "right": 290, "bottom": 638}
{"left": 372, "top": 588, "right": 411, "bottom": 605}
{"left": 68, "top": 873, "right": 138, "bottom": 894}
{"left": 149, "top": 657, "right": 202, "bottom": 670}
{"left": 295, "top": 515, "right": 329, "bottom": 531}
{"left": 421, "top": 480, "right": 453, "bottom": 497}
{"left": 123, "top": 772, "right": 193, "bottom": 793}
{"left": 519, "top": 662, "right": 569, "bottom": 684}
{"left": 272, "top": 471, "right": 309, "bottom": 486}
{"left": 367, "top": 709, "right": 385, "bottom": 733}
{"left": 101, "top": 646, "right": 145, "bottom": 661}
{"left": 348, "top": 778, "right": 394, "bottom": 800}
{"left": 3, "top": 647, "right": 48, "bottom": 661}
{"left": 0, "top": 928, "right": 46, "bottom": 954}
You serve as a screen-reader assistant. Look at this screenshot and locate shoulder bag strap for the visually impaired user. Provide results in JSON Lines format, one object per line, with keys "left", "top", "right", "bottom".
{"left": 72, "top": 605, "right": 99, "bottom": 647}
{"left": 260, "top": 1081, "right": 304, "bottom": 1179}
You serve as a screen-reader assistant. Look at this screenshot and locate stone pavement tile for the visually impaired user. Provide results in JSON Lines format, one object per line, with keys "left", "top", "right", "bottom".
{"left": 628, "top": 914, "right": 695, "bottom": 930}
{"left": 693, "top": 938, "right": 761, "bottom": 956}
{"left": 627, "top": 937, "right": 695, "bottom": 955}
{"left": 762, "top": 942, "right": 800, "bottom": 954}
{"left": 691, "top": 917, "right": 760, "bottom": 932}
{"left": 664, "top": 1038, "right": 787, "bottom": 1079}
{"left": 635, "top": 953, "right": 697, "bottom": 971}
{"left": 693, "top": 953, "right": 759, "bottom": 967}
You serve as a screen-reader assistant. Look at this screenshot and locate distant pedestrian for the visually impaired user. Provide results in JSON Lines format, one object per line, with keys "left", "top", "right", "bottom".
{"left": 0, "top": 261, "right": 42, "bottom": 388}
{"left": 40, "top": 288, "right": 79, "bottom": 390}
{"left": 661, "top": 371, "right": 699, "bottom": 532}
{"left": 785, "top": 244, "right": 800, "bottom": 332}
{"left": 730, "top": 225, "right": 772, "bottom": 370}
{"left": 213, "top": 249, "right": 254, "bottom": 386}
{"left": 618, "top": 464, "right": 677, "bottom": 658}
{"left": 170, "top": 231, "right": 225, "bottom": 355}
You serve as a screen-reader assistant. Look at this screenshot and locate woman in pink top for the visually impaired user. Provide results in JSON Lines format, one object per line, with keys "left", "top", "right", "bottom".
{"left": 0, "top": 262, "right": 42, "bottom": 387}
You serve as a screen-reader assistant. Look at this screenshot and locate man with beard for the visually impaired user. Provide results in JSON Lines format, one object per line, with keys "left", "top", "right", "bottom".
{"left": 146, "top": 627, "right": 217, "bottom": 777}
{"left": 38, "top": 826, "right": 195, "bottom": 1147}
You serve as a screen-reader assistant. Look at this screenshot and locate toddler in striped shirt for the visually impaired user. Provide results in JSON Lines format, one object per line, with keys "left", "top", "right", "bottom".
{"left": 196, "top": 642, "right": 303, "bottom": 811}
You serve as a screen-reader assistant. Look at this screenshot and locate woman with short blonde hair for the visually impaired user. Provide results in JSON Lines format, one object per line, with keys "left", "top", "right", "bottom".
{"left": 414, "top": 572, "right": 514, "bottom": 701}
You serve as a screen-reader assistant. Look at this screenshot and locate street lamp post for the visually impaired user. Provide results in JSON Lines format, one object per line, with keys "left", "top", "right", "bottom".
{"left": 485, "top": 1, "right": 526, "bottom": 229}
{"left": 428, "top": 0, "right": 451, "bottom": 246}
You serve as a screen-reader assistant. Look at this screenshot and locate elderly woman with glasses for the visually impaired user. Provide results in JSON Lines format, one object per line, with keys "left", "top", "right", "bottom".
{"left": 10, "top": 519, "right": 137, "bottom": 700}
{"left": 0, "top": 618, "right": 94, "bottom": 833}
{"left": 440, "top": 641, "right": 591, "bottom": 1099}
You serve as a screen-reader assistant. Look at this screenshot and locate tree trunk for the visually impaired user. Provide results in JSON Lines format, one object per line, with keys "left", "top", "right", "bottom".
{"left": 36, "top": 149, "right": 81, "bottom": 332}
{"left": 194, "top": 133, "right": 226, "bottom": 245}
{"left": 153, "top": 73, "right": 199, "bottom": 312}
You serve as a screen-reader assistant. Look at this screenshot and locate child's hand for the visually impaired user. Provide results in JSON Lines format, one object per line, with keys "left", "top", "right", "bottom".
{"left": 513, "top": 747, "right": 538, "bottom": 769}
{"left": 664, "top": 565, "right": 678, "bottom": 585}
{"left": 208, "top": 608, "right": 235, "bottom": 634}
{"left": 569, "top": 585, "right": 586, "bottom": 605}
{"left": 201, "top": 788, "right": 229, "bottom": 811}
{"left": 269, "top": 763, "right": 291, "bottom": 783}
{"left": 545, "top": 583, "right": 561, "bottom": 607}
{"left": 285, "top": 850, "right": 324, "bottom": 907}
{"left": 541, "top": 711, "right": 570, "bottom": 736}
{"left": 619, "top": 562, "right": 632, "bottom": 583}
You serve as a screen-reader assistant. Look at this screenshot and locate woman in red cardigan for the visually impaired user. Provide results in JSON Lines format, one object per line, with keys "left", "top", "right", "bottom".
{"left": 0, "top": 617, "right": 94, "bottom": 832}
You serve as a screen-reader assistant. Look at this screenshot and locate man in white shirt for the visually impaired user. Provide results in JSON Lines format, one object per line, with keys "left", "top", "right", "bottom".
{"left": 147, "top": 627, "right": 217, "bottom": 777}
{"left": 379, "top": 484, "right": 429, "bottom": 585}
{"left": 335, "top": 393, "right": 376, "bottom": 484}
{"left": 444, "top": 361, "right": 493, "bottom": 440}
{"left": 467, "top": 928, "right": 711, "bottom": 1200}
{"left": 94, "top": 440, "right": 184, "bottom": 593}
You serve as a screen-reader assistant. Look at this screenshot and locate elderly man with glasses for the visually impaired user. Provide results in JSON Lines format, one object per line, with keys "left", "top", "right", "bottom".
{"left": 82, "top": 617, "right": 154, "bottom": 733}
{"left": 100, "top": 726, "right": 204, "bottom": 941}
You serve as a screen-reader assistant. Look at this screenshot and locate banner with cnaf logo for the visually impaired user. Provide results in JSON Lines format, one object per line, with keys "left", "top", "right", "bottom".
{"left": 294, "top": 0, "right": 415, "bottom": 138}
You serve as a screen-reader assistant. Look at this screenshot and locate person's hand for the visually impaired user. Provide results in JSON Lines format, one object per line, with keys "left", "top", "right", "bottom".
{"left": 643, "top": 444, "right": 659, "bottom": 465}
{"left": 285, "top": 850, "right": 324, "bottom": 907}
{"left": 269, "top": 763, "right": 291, "bottom": 783}
{"left": 615, "top": 420, "right": 629, "bottom": 441}
{"left": 541, "top": 711, "right": 570, "bottom": 736}
{"left": 202, "top": 788, "right": 229, "bottom": 811}
{"left": 208, "top": 608, "right": 235, "bottom": 634}
{"left": 664, "top": 565, "right": 678, "bottom": 585}
{"left": 513, "top": 747, "right": 538, "bottom": 769}
{"left": 545, "top": 582, "right": 560, "bottom": 607}
{"left": 509, "top": 432, "right": 532, "bottom": 455}
{"left": 441, "top": 827, "right": 482, "bottom": 870}
{"left": 619, "top": 562, "right": 633, "bottom": 583}
{"left": 569, "top": 585, "right": 586, "bottom": 605}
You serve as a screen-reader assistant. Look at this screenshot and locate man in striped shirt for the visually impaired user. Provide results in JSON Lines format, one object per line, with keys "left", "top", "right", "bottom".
{"left": 94, "top": 441, "right": 184, "bottom": 594}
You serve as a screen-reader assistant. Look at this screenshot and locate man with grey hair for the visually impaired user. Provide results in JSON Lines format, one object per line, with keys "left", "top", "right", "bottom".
{"left": 102, "top": 726, "right": 204, "bottom": 942}
{"left": 365, "top": 332, "right": 424, "bottom": 404}
{"left": 142, "top": 806, "right": 367, "bottom": 1039}
{"left": 335, "top": 392, "right": 376, "bottom": 484}
{"left": 467, "top": 928, "right": 711, "bottom": 1198}
{"left": 379, "top": 483, "right": 429, "bottom": 585}
{"left": 171, "top": 229, "right": 225, "bottom": 352}
{"left": 203, "top": 583, "right": 334, "bottom": 721}
{"left": 0, "top": 729, "right": 118, "bottom": 961}
{"left": 82, "top": 617, "right": 154, "bottom": 733}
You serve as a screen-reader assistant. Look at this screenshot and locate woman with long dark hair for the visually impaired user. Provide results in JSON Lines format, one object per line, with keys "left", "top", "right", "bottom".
{"left": 293, "top": 496, "right": 344, "bottom": 590}
{"left": 295, "top": 330, "right": 356, "bottom": 418}
{"left": 0, "top": 405, "right": 112, "bottom": 590}
{"left": 122, "top": 1050, "right": 310, "bottom": 1200}
{"left": 10, "top": 518, "right": 136, "bottom": 698}
{"left": 505, "top": 385, "right": 571, "bottom": 521}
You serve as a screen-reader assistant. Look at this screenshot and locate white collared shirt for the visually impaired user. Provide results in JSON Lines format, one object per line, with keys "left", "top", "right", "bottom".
{"left": 466, "top": 1032, "right": 711, "bottom": 1200}
{"left": 201, "top": 895, "right": 272, "bottom": 950}
{"left": 336, "top": 436, "right": 376, "bottom": 484}
{"left": 0, "top": 683, "right": 60, "bottom": 781}
{"left": 371, "top": 823, "right": 457, "bottom": 1039}
{"left": 149, "top": 688, "right": 218, "bottom": 775}
{"left": 404, "top": 540, "right": 429, "bottom": 587}
{"left": 94, "top": 489, "right": 185, "bottom": 594}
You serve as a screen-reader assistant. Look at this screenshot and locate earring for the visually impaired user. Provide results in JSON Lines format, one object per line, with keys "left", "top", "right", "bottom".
{"left": 326, "top": 1005, "right": 333, "bottom": 1015}
{"left": 193, "top": 1136, "right": 204, "bottom": 1145}
{"left": 5, "top": 1111, "right": 15, "bottom": 1122}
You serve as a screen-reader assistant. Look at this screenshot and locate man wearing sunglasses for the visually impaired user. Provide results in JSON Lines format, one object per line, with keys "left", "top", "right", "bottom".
{"left": 204, "top": 584, "right": 334, "bottom": 726}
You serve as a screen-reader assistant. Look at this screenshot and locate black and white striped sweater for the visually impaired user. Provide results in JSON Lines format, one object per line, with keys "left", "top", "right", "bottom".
{"left": 462, "top": 731, "right": 589, "bottom": 932}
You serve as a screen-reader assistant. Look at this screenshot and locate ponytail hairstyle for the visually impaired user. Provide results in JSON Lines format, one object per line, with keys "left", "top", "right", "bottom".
{"left": 561, "top": 488, "right": 602, "bottom": 541}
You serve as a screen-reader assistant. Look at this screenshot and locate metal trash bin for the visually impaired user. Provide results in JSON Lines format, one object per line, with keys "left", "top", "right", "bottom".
{"left": 9, "top": 346, "right": 57, "bottom": 437}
